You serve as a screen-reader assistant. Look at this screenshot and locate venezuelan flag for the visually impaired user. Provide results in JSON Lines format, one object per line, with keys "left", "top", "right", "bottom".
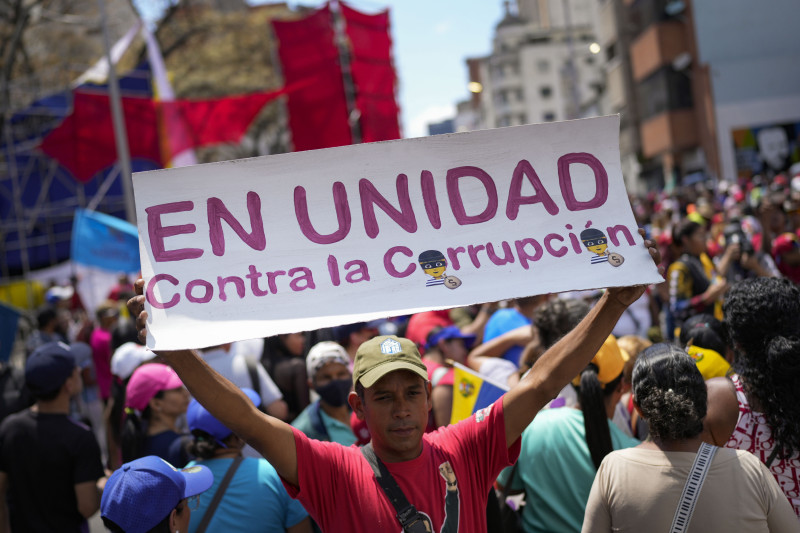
{"left": 450, "top": 361, "right": 509, "bottom": 425}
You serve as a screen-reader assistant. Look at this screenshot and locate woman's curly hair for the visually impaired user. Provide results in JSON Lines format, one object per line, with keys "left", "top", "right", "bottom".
{"left": 533, "top": 298, "right": 590, "bottom": 349}
{"left": 724, "top": 277, "right": 800, "bottom": 459}
{"left": 633, "top": 344, "right": 707, "bottom": 441}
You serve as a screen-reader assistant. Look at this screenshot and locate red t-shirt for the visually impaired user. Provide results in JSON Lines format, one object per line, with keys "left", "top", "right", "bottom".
{"left": 284, "top": 398, "right": 519, "bottom": 532}
{"left": 422, "top": 359, "right": 455, "bottom": 387}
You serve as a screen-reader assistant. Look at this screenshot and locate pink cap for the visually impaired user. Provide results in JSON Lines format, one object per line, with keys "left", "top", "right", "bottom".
{"left": 125, "top": 363, "right": 184, "bottom": 411}
{"left": 772, "top": 232, "right": 799, "bottom": 257}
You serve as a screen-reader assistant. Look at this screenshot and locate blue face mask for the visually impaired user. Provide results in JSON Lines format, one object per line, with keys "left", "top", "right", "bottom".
{"left": 315, "top": 378, "right": 353, "bottom": 407}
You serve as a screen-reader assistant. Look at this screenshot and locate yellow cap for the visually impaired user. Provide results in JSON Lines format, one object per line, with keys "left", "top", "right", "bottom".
{"left": 572, "top": 335, "right": 628, "bottom": 388}
{"left": 686, "top": 345, "right": 731, "bottom": 380}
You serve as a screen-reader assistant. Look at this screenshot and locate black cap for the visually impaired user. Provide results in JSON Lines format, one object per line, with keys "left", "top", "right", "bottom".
{"left": 580, "top": 228, "right": 606, "bottom": 242}
{"left": 25, "top": 342, "right": 77, "bottom": 395}
{"left": 418, "top": 250, "right": 445, "bottom": 264}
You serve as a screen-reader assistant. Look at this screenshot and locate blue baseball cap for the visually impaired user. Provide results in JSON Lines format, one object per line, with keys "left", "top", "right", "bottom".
{"left": 101, "top": 456, "right": 213, "bottom": 533}
{"left": 425, "top": 326, "right": 476, "bottom": 351}
{"left": 187, "top": 388, "right": 261, "bottom": 447}
{"left": 25, "top": 342, "right": 78, "bottom": 395}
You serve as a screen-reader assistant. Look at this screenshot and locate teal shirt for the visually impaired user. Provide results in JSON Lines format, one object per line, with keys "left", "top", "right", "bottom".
{"left": 499, "top": 408, "right": 639, "bottom": 533}
{"left": 291, "top": 400, "right": 357, "bottom": 446}
{"left": 186, "top": 457, "right": 308, "bottom": 533}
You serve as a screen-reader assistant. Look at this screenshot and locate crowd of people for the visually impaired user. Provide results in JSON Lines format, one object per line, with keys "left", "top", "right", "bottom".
{"left": 0, "top": 171, "right": 799, "bottom": 532}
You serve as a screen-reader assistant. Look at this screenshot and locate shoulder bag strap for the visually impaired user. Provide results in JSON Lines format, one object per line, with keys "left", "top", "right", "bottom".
{"left": 244, "top": 356, "right": 262, "bottom": 399}
{"left": 308, "top": 401, "right": 329, "bottom": 440}
{"left": 500, "top": 461, "right": 519, "bottom": 499}
{"left": 669, "top": 442, "right": 718, "bottom": 533}
{"left": 623, "top": 306, "right": 642, "bottom": 332}
{"left": 195, "top": 456, "right": 244, "bottom": 533}
{"left": 360, "top": 443, "right": 428, "bottom": 532}
{"left": 765, "top": 446, "right": 781, "bottom": 468}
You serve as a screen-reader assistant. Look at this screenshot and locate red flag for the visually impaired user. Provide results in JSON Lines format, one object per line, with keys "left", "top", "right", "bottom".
{"left": 39, "top": 90, "right": 162, "bottom": 183}
{"left": 160, "top": 85, "right": 302, "bottom": 156}
{"left": 341, "top": 2, "right": 401, "bottom": 142}
{"left": 39, "top": 88, "right": 298, "bottom": 182}
{"left": 272, "top": 5, "right": 352, "bottom": 151}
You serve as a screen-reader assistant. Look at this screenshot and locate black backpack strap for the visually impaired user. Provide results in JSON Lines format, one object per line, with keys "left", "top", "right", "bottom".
{"left": 195, "top": 456, "right": 244, "bottom": 533}
{"left": 361, "top": 443, "right": 428, "bottom": 532}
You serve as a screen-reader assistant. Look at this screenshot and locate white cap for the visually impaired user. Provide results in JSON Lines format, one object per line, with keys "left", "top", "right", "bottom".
{"left": 306, "top": 341, "right": 350, "bottom": 381}
{"left": 111, "top": 342, "right": 156, "bottom": 380}
{"left": 791, "top": 175, "right": 800, "bottom": 193}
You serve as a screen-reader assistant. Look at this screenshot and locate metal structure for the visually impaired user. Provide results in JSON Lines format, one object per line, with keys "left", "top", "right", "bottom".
{"left": 0, "top": 64, "right": 152, "bottom": 287}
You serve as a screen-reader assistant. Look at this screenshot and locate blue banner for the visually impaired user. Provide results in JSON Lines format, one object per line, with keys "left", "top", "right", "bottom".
{"left": 71, "top": 208, "right": 140, "bottom": 273}
{"left": 0, "top": 303, "right": 21, "bottom": 363}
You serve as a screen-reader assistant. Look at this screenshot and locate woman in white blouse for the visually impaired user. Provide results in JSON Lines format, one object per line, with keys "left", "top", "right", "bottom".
{"left": 582, "top": 344, "right": 796, "bottom": 533}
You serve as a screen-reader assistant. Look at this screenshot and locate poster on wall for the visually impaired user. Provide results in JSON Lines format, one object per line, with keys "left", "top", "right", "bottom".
{"left": 732, "top": 121, "right": 800, "bottom": 180}
{"left": 133, "top": 115, "right": 662, "bottom": 350}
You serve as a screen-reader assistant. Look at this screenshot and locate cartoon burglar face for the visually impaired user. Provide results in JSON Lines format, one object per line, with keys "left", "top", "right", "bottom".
{"left": 580, "top": 228, "right": 608, "bottom": 256}
{"left": 421, "top": 260, "right": 447, "bottom": 278}
{"left": 418, "top": 250, "right": 447, "bottom": 279}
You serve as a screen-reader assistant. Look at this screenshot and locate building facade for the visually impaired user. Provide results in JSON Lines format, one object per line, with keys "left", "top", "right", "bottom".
{"left": 459, "top": 0, "right": 604, "bottom": 130}
{"left": 692, "top": 0, "right": 800, "bottom": 182}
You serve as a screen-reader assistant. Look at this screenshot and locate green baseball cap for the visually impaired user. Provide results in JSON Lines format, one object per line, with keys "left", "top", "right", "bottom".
{"left": 353, "top": 335, "right": 429, "bottom": 388}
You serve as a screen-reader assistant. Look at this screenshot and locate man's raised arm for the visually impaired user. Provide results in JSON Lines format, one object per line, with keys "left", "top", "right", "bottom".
{"left": 502, "top": 232, "right": 662, "bottom": 446}
{"left": 128, "top": 281, "right": 299, "bottom": 486}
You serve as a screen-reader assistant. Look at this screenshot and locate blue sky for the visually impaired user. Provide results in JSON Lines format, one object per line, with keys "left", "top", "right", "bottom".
{"left": 282, "top": 1, "right": 505, "bottom": 138}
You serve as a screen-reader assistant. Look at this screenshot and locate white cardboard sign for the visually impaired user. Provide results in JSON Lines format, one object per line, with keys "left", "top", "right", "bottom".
{"left": 134, "top": 115, "right": 662, "bottom": 350}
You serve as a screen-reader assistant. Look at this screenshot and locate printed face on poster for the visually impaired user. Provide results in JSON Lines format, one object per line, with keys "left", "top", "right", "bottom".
{"left": 134, "top": 115, "right": 662, "bottom": 350}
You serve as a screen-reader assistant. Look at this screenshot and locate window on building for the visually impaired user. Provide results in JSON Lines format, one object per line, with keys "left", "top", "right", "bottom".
{"left": 497, "top": 116, "right": 511, "bottom": 127}
{"left": 537, "top": 59, "right": 550, "bottom": 73}
{"left": 629, "top": 0, "right": 677, "bottom": 40}
{"left": 527, "top": 35, "right": 552, "bottom": 45}
{"left": 540, "top": 86, "right": 552, "bottom": 98}
{"left": 518, "top": 113, "right": 527, "bottom": 125}
{"left": 605, "top": 42, "right": 618, "bottom": 62}
{"left": 496, "top": 89, "right": 509, "bottom": 104}
{"left": 636, "top": 66, "right": 693, "bottom": 120}
{"left": 515, "top": 88, "right": 524, "bottom": 101}
{"left": 543, "top": 112, "right": 556, "bottom": 122}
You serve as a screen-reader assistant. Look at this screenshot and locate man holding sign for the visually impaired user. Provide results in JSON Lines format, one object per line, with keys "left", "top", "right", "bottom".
{"left": 127, "top": 232, "right": 660, "bottom": 532}
{"left": 135, "top": 117, "right": 662, "bottom": 351}
{"left": 129, "top": 116, "right": 663, "bottom": 531}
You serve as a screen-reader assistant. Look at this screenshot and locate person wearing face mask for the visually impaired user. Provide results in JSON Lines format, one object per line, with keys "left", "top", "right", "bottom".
{"left": 291, "top": 342, "right": 356, "bottom": 445}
